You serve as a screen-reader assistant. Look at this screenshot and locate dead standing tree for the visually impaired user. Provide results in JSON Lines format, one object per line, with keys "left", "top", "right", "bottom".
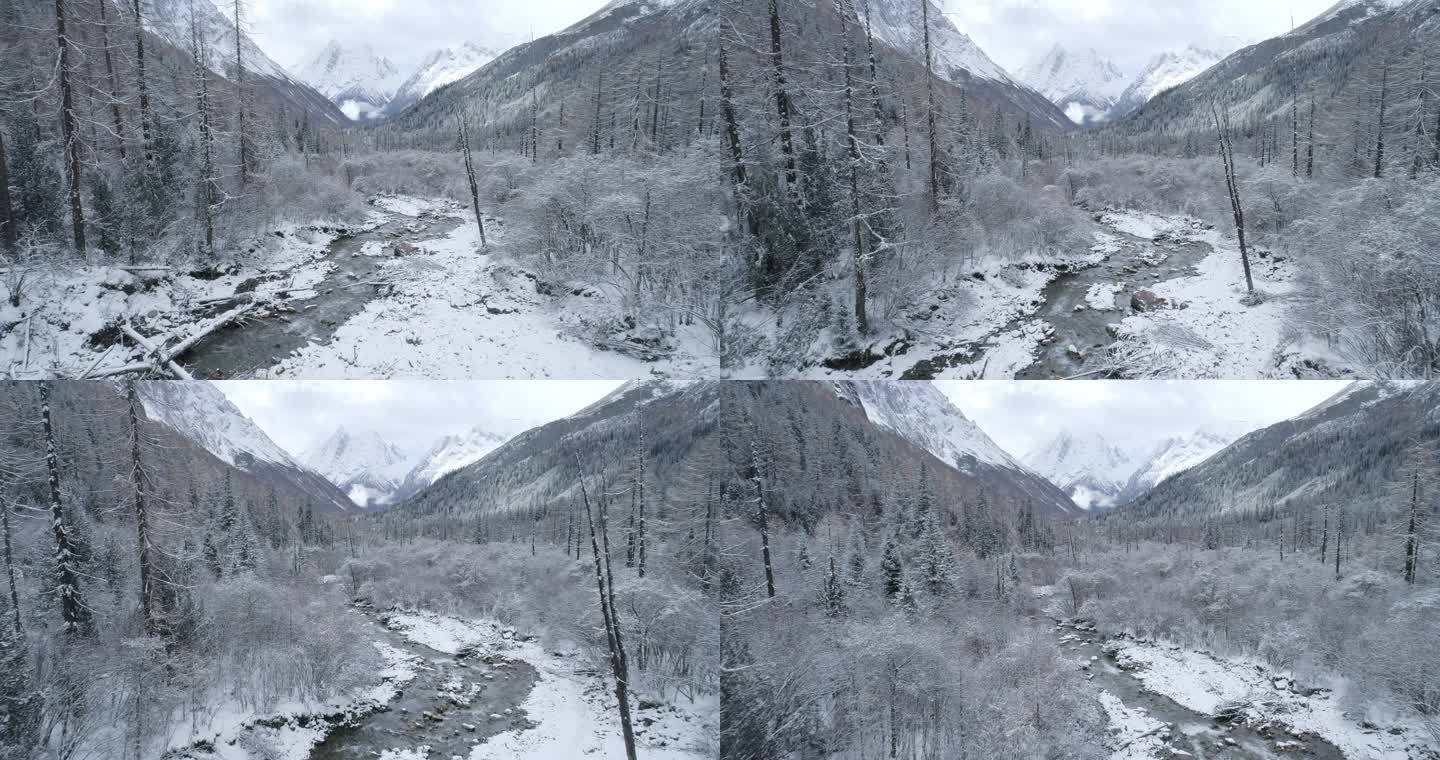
{"left": 1211, "top": 104, "right": 1256, "bottom": 296}
{"left": 459, "top": 119, "right": 488, "bottom": 248}
{"left": 575, "top": 457, "right": 639, "bottom": 760}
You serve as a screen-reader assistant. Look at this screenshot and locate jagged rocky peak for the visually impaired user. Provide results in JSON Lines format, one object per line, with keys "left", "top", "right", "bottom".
{"left": 1019, "top": 44, "right": 1129, "bottom": 125}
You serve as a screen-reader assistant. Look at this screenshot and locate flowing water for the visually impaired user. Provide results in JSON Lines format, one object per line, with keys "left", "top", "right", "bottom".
{"left": 308, "top": 608, "right": 540, "bottom": 760}
{"left": 900, "top": 221, "right": 1212, "bottom": 380}
{"left": 181, "top": 215, "right": 463, "bottom": 378}
{"left": 1055, "top": 622, "right": 1345, "bottom": 759}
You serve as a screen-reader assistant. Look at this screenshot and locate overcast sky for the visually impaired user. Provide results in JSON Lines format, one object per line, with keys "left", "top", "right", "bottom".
{"left": 218, "top": 380, "right": 622, "bottom": 460}
{"left": 939, "top": 381, "right": 1351, "bottom": 459}
{"left": 941, "top": 0, "right": 1342, "bottom": 73}
{"left": 247, "top": 0, "right": 612, "bottom": 71}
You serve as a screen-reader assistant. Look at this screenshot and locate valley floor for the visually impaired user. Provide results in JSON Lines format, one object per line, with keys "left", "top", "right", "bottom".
{"left": 782, "top": 208, "right": 1336, "bottom": 380}
{"left": 1048, "top": 617, "right": 1439, "bottom": 760}
{"left": 173, "top": 604, "right": 716, "bottom": 760}
{"left": 8, "top": 195, "right": 713, "bottom": 379}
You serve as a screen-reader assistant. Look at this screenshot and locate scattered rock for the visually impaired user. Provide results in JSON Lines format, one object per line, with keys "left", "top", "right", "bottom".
{"left": 1130, "top": 289, "right": 1167, "bottom": 312}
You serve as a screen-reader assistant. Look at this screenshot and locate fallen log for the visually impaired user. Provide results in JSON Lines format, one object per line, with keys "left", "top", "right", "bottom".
{"left": 120, "top": 323, "right": 193, "bottom": 380}
{"left": 86, "top": 303, "right": 253, "bottom": 378}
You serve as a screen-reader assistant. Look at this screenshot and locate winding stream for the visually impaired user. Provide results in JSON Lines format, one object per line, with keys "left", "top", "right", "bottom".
{"left": 900, "top": 218, "right": 1212, "bottom": 380}
{"left": 1055, "top": 622, "right": 1345, "bottom": 759}
{"left": 181, "top": 213, "right": 463, "bottom": 378}
{"left": 309, "top": 607, "right": 540, "bottom": 760}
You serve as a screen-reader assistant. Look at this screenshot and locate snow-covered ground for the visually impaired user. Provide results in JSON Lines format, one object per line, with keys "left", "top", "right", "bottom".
{"left": 381, "top": 610, "right": 718, "bottom": 760}
{"left": 1104, "top": 209, "right": 1310, "bottom": 378}
{"left": 1112, "top": 638, "right": 1438, "bottom": 759}
{"left": 264, "top": 197, "right": 713, "bottom": 379}
{"left": 780, "top": 238, "right": 1111, "bottom": 379}
{"left": 170, "top": 639, "right": 423, "bottom": 760}
{"left": 1096, "top": 690, "right": 1169, "bottom": 760}
{"left": 1, "top": 215, "right": 373, "bottom": 378}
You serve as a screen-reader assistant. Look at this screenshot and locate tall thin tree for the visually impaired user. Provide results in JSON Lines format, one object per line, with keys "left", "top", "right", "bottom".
{"left": 53, "top": 0, "right": 86, "bottom": 252}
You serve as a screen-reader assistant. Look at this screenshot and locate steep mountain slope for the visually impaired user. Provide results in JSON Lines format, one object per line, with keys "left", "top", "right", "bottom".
{"left": 138, "top": 383, "right": 355, "bottom": 513}
{"left": 1019, "top": 45, "right": 1129, "bottom": 125}
{"left": 1024, "top": 432, "right": 1139, "bottom": 509}
{"left": 1107, "top": 45, "right": 1226, "bottom": 120}
{"left": 1123, "top": 382, "right": 1440, "bottom": 520}
{"left": 300, "top": 427, "right": 414, "bottom": 507}
{"left": 136, "top": 0, "right": 349, "bottom": 126}
{"left": 296, "top": 41, "right": 405, "bottom": 120}
{"left": 384, "top": 43, "right": 501, "bottom": 117}
{"left": 387, "top": 0, "right": 713, "bottom": 145}
{"left": 395, "top": 425, "right": 511, "bottom": 500}
{"left": 394, "top": 380, "right": 718, "bottom": 532}
{"left": 1117, "top": 427, "right": 1245, "bottom": 504}
{"left": 769, "top": 381, "right": 1078, "bottom": 519}
{"left": 1115, "top": 0, "right": 1436, "bottom": 140}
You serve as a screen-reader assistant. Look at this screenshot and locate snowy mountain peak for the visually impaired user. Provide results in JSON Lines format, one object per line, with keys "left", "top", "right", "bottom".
{"left": 136, "top": 383, "right": 354, "bottom": 513}
{"left": 302, "top": 427, "right": 414, "bottom": 508}
{"left": 861, "top": 0, "right": 1015, "bottom": 86}
{"left": 1109, "top": 44, "right": 1227, "bottom": 118}
{"left": 1018, "top": 45, "right": 1128, "bottom": 125}
{"left": 296, "top": 40, "right": 405, "bottom": 121}
{"left": 385, "top": 42, "right": 500, "bottom": 117}
{"left": 397, "top": 425, "right": 511, "bottom": 497}
{"left": 1024, "top": 431, "right": 1139, "bottom": 509}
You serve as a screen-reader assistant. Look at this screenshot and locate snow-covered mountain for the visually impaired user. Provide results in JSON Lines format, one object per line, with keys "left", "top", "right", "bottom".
{"left": 301, "top": 427, "right": 415, "bottom": 508}
{"left": 1124, "top": 382, "right": 1440, "bottom": 519}
{"left": 137, "top": 383, "right": 354, "bottom": 513}
{"left": 1117, "top": 427, "right": 1246, "bottom": 504}
{"left": 296, "top": 41, "right": 405, "bottom": 121}
{"left": 856, "top": 1, "right": 1070, "bottom": 128}
{"left": 1024, "top": 432, "right": 1140, "bottom": 510}
{"left": 396, "top": 425, "right": 511, "bottom": 498}
{"left": 136, "top": 0, "right": 348, "bottom": 125}
{"left": 1018, "top": 45, "right": 1128, "bottom": 126}
{"left": 832, "top": 381, "right": 1079, "bottom": 516}
{"left": 1109, "top": 45, "right": 1227, "bottom": 118}
{"left": 385, "top": 43, "right": 500, "bottom": 117}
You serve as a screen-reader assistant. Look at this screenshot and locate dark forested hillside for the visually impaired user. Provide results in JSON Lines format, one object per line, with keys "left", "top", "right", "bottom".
{"left": 381, "top": 379, "right": 722, "bottom": 541}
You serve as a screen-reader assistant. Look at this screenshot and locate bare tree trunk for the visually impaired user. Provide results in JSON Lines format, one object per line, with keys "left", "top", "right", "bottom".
{"left": 126, "top": 381, "right": 159, "bottom": 636}
{"left": 862, "top": 0, "right": 885, "bottom": 146}
{"left": 41, "top": 382, "right": 92, "bottom": 637}
{"left": 1211, "top": 104, "right": 1255, "bottom": 294}
{"left": 591, "top": 73, "right": 605, "bottom": 155}
{"left": 1307, "top": 96, "right": 1316, "bottom": 179}
{"left": 718, "top": 41, "right": 746, "bottom": 195}
{"left": 1291, "top": 85, "right": 1299, "bottom": 177}
{"left": 0, "top": 127, "right": 14, "bottom": 255}
{"left": 2, "top": 495, "right": 21, "bottom": 634}
{"left": 1374, "top": 60, "right": 1389, "bottom": 179}
{"left": 921, "top": 0, "right": 940, "bottom": 214}
{"left": 767, "top": 0, "right": 796, "bottom": 188}
{"left": 840, "top": 0, "right": 869, "bottom": 334}
{"left": 575, "top": 461, "right": 639, "bottom": 760}
{"left": 649, "top": 56, "right": 663, "bottom": 146}
{"left": 54, "top": 0, "right": 86, "bottom": 253}
{"left": 133, "top": 0, "right": 152, "bottom": 165}
{"left": 97, "top": 0, "right": 127, "bottom": 158}
{"left": 751, "top": 443, "right": 777, "bottom": 598}
{"left": 191, "top": 8, "right": 216, "bottom": 258}
{"left": 530, "top": 87, "right": 539, "bottom": 163}
{"left": 233, "top": 0, "right": 250, "bottom": 187}
{"left": 635, "top": 427, "right": 647, "bottom": 579}
{"left": 459, "top": 119, "right": 487, "bottom": 248}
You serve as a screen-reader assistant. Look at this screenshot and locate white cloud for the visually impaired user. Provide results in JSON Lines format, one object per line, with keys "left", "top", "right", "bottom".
{"left": 938, "top": 380, "right": 1351, "bottom": 460}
